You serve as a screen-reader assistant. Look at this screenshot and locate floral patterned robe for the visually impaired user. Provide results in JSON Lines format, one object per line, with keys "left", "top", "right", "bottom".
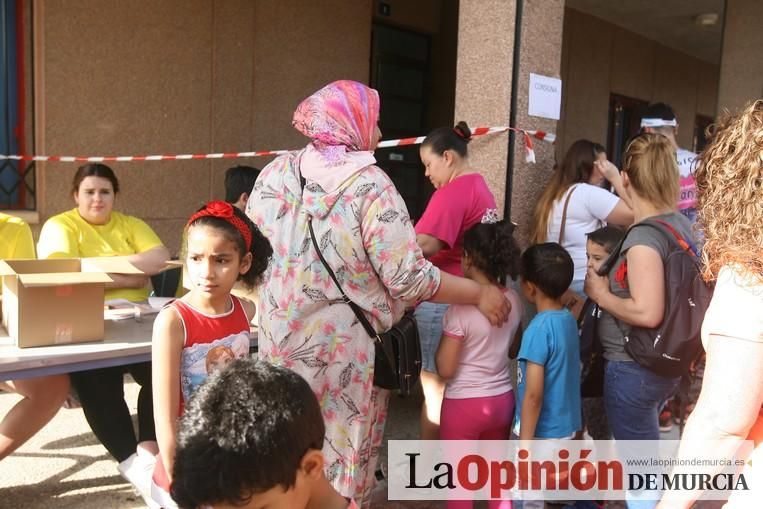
{"left": 247, "top": 150, "right": 440, "bottom": 505}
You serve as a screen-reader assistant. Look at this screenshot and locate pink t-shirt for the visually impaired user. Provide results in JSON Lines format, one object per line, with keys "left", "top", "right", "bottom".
{"left": 415, "top": 173, "right": 497, "bottom": 276}
{"left": 442, "top": 288, "right": 523, "bottom": 399}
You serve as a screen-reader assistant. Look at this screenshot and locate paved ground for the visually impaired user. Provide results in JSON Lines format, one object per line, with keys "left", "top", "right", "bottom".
{"left": 0, "top": 379, "right": 718, "bottom": 509}
{"left": 0, "top": 378, "right": 442, "bottom": 509}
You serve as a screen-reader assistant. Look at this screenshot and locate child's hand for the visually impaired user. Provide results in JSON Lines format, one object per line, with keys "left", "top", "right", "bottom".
{"left": 584, "top": 266, "right": 609, "bottom": 303}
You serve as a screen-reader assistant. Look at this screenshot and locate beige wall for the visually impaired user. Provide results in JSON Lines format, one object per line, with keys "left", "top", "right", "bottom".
{"left": 33, "top": 0, "right": 372, "bottom": 254}
{"left": 557, "top": 8, "right": 720, "bottom": 155}
{"left": 717, "top": 0, "right": 763, "bottom": 114}
{"left": 455, "top": 0, "right": 564, "bottom": 245}
{"left": 509, "top": 0, "right": 565, "bottom": 245}
{"left": 454, "top": 0, "right": 515, "bottom": 221}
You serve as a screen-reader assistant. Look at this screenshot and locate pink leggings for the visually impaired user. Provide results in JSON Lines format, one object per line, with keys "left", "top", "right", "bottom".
{"left": 440, "top": 391, "right": 515, "bottom": 509}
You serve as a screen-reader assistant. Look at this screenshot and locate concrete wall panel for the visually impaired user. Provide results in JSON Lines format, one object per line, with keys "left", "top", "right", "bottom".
{"left": 454, "top": 0, "right": 515, "bottom": 218}
{"left": 610, "top": 26, "right": 655, "bottom": 101}
{"left": 696, "top": 60, "right": 720, "bottom": 117}
{"left": 32, "top": 0, "right": 372, "bottom": 254}
{"left": 653, "top": 46, "right": 699, "bottom": 148}
{"left": 718, "top": 0, "right": 763, "bottom": 113}
{"left": 510, "top": 0, "right": 565, "bottom": 245}
{"left": 36, "top": 0, "right": 215, "bottom": 237}
{"left": 558, "top": 8, "right": 612, "bottom": 153}
{"left": 209, "top": 0, "right": 257, "bottom": 205}
{"left": 252, "top": 1, "right": 372, "bottom": 156}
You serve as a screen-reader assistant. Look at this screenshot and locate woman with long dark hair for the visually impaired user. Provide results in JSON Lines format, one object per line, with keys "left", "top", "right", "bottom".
{"left": 530, "top": 139, "right": 632, "bottom": 296}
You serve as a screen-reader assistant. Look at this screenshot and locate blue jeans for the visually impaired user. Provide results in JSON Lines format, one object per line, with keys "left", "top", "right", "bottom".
{"left": 604, "top": 360, "right": 679, "bottom": 440}
{"left": 414, "top": 302, "right": 448, "bottom": 373}
{"left": 604, "top": 360, "right": 679, "bottom": 509}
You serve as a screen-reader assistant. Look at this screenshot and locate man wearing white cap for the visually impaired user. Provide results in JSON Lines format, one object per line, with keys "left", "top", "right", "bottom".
{"left": 640, "top": 102, "right": 698, "bottom": 223}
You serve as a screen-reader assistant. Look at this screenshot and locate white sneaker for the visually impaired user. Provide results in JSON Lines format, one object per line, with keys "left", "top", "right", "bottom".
{"left": 118, "top": 453, "right": 161, "bottom": 508}
{"left": 151, "top": 478, "right": 179, "bottom": 509}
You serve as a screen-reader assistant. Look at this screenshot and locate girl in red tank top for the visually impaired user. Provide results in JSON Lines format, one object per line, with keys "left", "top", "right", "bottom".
{"left": 150, "top": 201, "right": 272, "bottom": 505}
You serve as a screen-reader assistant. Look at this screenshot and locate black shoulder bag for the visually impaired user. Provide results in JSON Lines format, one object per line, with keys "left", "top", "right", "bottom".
{"left": 300, "top": 174, "right": 421, "bottom": 396}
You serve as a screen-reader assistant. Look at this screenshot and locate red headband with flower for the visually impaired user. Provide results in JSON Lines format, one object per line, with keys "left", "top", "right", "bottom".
{"left": 187, "top": 201, "right": 252, "bottom": 251}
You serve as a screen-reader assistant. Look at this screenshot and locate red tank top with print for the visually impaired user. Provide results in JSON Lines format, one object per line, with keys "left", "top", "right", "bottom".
{"left": 169, "top": 295, "right": 251, "bottom": 413}
{"left": 153, "top": 296, "right": 251, "bottom": 493}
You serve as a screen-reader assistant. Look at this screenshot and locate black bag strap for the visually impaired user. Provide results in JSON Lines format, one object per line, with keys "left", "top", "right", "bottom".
{"left": 601, "top": 219, "right": 695, "bottom": 279}
{"left": 300, "top": 173, "right": 380, "bottom": 343}
{"left": 634, "top": 219, "right": 700, "bottom": 258}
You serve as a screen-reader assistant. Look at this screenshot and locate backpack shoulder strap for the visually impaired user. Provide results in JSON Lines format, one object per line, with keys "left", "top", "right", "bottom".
{"left": 636, "top": 219, "right": 699, "bottom": 257}
{"left": 600, "top": 224, "right": 634, "bottom": 275}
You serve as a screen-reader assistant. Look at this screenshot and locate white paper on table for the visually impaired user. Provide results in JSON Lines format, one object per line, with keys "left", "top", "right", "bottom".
{"left": 148, "top": 296, "right": 175, "bottom": 310}
{"left": 104, "top": 299, "right": 160, "bottom": 321}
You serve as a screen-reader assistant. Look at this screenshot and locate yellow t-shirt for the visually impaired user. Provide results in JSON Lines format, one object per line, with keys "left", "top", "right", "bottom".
{"left": 0, "top": 213, "right": 36, "bottom": 296}
{"left": 0, "top": 212, "right": 35, "bottom": 260}
{"left": 37, "top": 208, "right": 164, "bottom": 302}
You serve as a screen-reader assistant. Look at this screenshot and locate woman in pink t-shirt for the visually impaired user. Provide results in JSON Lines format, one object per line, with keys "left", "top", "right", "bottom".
{"left": 415, "top": 121, "right": 498, "bottom": 439}
{"left": 436, "top": 219, "right": 522, "bottom": 509}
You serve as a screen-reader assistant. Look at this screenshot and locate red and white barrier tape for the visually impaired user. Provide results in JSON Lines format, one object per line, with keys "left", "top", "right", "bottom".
{"left": 377, "top": 126, "right": 555, "bottom": 163}
{"left": 0, "top": 126, "right": 555, "bottom": 164}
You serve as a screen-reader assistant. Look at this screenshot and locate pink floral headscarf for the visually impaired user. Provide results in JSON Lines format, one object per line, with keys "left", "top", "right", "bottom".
{"left": 292, "top": 80, "right": 380, "bottom": 192}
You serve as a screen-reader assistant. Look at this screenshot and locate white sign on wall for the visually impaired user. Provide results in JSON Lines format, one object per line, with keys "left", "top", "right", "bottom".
{"left": 528, "top": 73, "right": 562, "bottom": 120}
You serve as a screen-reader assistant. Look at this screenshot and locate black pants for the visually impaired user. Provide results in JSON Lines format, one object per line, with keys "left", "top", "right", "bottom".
{"left": 69, "top": 362, "right": 155, "bottom": 462}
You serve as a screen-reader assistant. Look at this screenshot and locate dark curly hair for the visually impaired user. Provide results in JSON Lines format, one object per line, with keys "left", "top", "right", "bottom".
{"left": 463, "top": 219, "right": 521, "bottom": 283}
{"left": 186, "top": 205, "right": 272, "bottom": 290}
{"left": 171, "top": 359, "right": 325, "bottom": 508}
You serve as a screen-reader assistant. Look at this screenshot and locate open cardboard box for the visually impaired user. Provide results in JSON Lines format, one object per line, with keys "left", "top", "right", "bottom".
{"left": 0, "top": 257, "right": 142, "bottom": 348}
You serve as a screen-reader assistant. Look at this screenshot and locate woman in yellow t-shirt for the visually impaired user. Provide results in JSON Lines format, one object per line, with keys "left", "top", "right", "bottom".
{"left": 0, "top": 213, "right": 70, "bottom": 460}
{"left": 37, "top": 164, "right": 170, "bottom": 473}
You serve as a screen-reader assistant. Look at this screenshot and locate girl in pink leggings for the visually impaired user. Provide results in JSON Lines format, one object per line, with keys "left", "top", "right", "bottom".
{"left": 436, "top": 218, "right": 524, "bottom": 509}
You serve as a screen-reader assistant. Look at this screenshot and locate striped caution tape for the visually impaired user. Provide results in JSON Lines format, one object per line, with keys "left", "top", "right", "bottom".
{"left": 0, "top": 127, "right": 555, "bottom": 164}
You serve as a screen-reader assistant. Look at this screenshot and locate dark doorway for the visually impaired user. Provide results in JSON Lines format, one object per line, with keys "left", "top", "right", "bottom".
{"left": 607, "top": 94, "right": 648, "bottom": 168}
{"left": 370, "top": 23, "right": 433, "bottom": 221}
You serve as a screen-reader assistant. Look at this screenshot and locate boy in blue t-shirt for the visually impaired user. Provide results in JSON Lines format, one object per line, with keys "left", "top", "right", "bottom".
{"left": 514, "top": 242, "right": 582, "bottom": 440}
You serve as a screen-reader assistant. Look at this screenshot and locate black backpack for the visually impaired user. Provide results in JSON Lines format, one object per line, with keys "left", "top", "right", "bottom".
{"left": 614, "top": 219, "right": 713, "bottom": 377}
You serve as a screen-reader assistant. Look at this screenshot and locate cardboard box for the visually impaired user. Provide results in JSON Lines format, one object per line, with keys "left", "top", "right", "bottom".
{"left": 0, "top": 258, "right": 142, "bottom": 348}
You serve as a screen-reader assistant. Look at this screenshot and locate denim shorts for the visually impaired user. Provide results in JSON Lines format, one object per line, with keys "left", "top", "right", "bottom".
{"left": 414, "top": 301, "right": 448, "bottom": 373}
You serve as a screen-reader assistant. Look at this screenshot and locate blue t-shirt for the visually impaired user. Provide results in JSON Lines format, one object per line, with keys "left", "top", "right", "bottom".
{"left": 513, "top": 309, "right": 582, "bottom": 438}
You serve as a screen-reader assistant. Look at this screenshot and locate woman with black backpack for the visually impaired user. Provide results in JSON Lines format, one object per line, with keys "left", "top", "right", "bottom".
{"left": 585, "top": 134, "right": 701, "bottom": 508}
{"left": 584, "top": 134, "right": 695, "bottom": 507}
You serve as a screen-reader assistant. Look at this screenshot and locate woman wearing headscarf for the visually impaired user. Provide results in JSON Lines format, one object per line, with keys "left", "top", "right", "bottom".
{"left": 246, "top": 80, "right": 510, "bottom": 506}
